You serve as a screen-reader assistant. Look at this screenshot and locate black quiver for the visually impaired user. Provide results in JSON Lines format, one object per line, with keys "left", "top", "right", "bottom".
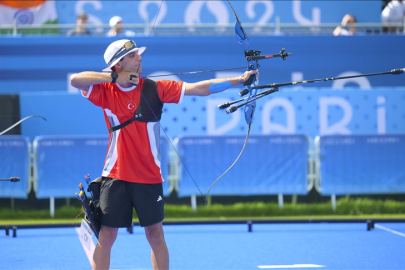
{"left": 78, "top": 177, "right": 102, "bottom": 239}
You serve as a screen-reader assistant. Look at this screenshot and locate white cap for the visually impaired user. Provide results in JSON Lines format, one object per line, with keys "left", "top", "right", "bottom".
{"left": 103, "top": 39, "right": 146, "bottom": 72}
{"left": 109, "top": 16, "right": 123, "bottom": 27}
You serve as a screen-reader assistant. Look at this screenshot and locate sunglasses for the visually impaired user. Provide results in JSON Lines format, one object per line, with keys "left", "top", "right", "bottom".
{"left": 108, "top": 40, "right": 137, "bottom": 64}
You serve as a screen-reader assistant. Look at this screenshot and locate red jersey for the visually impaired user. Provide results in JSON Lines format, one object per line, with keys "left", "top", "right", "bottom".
{"left": 82, "top": 78, "right": 185, "bottom": 183}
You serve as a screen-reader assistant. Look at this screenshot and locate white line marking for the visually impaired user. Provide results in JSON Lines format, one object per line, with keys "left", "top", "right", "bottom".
{"left": 75, "top": 227, "right": 96, "bottom": 266}
{"left": 375, "top": 224, "right": 405, "bottom": 238}
{"left": 258, "top": 264, "right": 324, "bottom": 269}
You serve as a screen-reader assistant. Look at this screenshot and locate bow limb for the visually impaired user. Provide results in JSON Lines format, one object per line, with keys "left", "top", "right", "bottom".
{"left": 205, "top": 0, "right": 256, "bottom": 200}
{"left": 0, "top": 115, "right": 47, "bottom": 136}
{"left": 206, "top": 120, "right": 253, "bottom": 198}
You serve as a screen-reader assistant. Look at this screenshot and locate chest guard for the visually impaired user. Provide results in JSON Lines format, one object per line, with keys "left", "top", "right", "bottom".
{"left": 108, "top": 79, "right": 163, "bottom": 133}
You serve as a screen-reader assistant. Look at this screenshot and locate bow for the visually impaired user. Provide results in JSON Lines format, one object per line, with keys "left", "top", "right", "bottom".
{"left": 205, "top": 0, "right": 291, "bottom": 198}
{"left": 207, "top": 1, "right": 405, "bottom": 198}
{"left": 142, "top": 0, "right": 291, "bottom": 204}
{"left": 0, "top": 115, "right": 47, "bottom": 136}
{"left": 207, "top": 2, "right": 404, "bottom": 198}
{"left": 142, "top": 1, "right": 404, "bottom": 204}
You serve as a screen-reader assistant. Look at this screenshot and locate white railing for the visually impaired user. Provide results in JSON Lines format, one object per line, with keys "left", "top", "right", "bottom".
{"left": 1, "top": 20, "right": 404, "bottom": 36}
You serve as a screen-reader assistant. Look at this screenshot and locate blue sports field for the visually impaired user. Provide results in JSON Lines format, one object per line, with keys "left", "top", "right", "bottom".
{"left": 1, "top": 222, "right": 404, "bottom": 269}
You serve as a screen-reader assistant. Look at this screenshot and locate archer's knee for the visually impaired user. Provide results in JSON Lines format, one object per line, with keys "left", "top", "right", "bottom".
{"left": 145, "top": 222, "right": 165, "bottom": 246}
{"left": 98, "top": 226, "right": 119, "bottom": 248}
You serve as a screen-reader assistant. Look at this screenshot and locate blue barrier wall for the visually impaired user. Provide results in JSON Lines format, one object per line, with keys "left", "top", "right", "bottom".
{"left": 1, "top": 35, "right": 404, "bottom": 95}
{"left": 319, "top": 135, "right": 405, "bottom": 195}
{"left": 33, "top": 135, "right": 170, "bottom": 199}
{"left": 19, "top": 88, "right": 405, "bottom": 141}
{"left": 176, "top": 135, "right": 309, "bottom": 197}
{"left": 0, "top": 135, "right": 30, "bottom": 199}
{"left": 34, "top": 135, "right": 108, "bottom": 199}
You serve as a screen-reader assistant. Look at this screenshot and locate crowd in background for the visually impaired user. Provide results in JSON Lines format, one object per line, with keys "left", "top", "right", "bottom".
{"left": 64, "top": 0, "right": 404, "bottom": 37}
{"left": 67, "top": 12, "right": 135, "bottom": 37}
{"left": 332, "top": 0, "right": 404, "bottom": 36}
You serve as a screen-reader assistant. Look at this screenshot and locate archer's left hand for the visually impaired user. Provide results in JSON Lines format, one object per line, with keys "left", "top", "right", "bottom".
{"left": 240, "top": 69, "right": 259, "bottom": 84}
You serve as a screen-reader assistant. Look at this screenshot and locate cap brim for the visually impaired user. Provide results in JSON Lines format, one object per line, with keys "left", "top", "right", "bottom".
{"left": 102, "top": 47, "right": 146, "bottom": 72}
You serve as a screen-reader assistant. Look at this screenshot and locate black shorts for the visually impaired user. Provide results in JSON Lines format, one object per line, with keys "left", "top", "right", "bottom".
{"left": 99, "top": 177, "right": 164, "bottom": 228}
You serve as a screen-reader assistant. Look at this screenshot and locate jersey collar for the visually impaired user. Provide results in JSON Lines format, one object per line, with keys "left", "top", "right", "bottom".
{"left": 116, "top": 83, "right": 136, "bottom": 92}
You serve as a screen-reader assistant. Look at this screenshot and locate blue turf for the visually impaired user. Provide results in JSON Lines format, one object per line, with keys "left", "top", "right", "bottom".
{"left": 0, "top": 227, "right": 87, "bottom": 270}
{"left": 0, "top": 223, "right": 404, "bottom": 269}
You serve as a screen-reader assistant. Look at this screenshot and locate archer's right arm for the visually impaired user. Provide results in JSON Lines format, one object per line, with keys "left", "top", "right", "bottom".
{"left": 70, "top": 72, "right": 112, "bottom": 91}
{"left": 70, "top": 71, "right": 140, "bottom": 91}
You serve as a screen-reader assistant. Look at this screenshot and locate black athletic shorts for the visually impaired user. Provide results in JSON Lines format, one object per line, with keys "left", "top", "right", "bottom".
{"left": 99, "top": 177, "right": 164, "bottom": 228}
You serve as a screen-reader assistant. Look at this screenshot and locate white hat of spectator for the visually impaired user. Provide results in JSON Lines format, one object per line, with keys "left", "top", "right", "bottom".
{"left": 109, "top": 16, "right": 123, "bottom": 27}
{"left": 103, "top": 39, "right": 146, "bottom": 71}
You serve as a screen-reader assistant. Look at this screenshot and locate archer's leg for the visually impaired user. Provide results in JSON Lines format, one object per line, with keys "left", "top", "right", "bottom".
{"left": 145, "top": 222, "right": 169, "bottom": 270}
{"left": 92, "top": 225, "right": 119, "bottom": 270}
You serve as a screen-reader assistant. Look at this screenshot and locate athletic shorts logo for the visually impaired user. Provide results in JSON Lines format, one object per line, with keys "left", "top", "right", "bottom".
{"left": 157, "top": 195, "right": 162, "bottom": 202}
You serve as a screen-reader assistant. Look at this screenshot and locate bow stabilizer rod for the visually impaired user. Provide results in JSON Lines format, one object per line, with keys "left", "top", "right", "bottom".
{"left": 227, "top": 68, "right": 404, "bottom": 114}
{"left": 252, "top": 68, "right": 405, "bottom": 91}
{"left": 218, "top": 87, "right": 278, "bottom": 111}
{"left": 0, "top": 177, "right": 20, "bottom": 182}
{"left": 225, "top": 88, "right": 279, "bottom": 114}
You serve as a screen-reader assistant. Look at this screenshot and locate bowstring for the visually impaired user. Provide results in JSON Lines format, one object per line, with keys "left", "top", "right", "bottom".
{"left": 140, "top": 93, "right": 207, "bottom": 204}
{"left": 204, "top": 0, "right": 255, "bottom": 199}
{"left": 137, "top": 0, "right": 207, "bottom": 204}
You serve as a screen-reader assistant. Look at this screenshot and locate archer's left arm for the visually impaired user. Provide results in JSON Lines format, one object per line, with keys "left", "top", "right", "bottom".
{"left": 184, "top": 70, "right": 259, "bottom": 96}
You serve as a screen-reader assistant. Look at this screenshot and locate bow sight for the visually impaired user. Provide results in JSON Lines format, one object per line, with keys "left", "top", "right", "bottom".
{"left": 245, "top": 48, "right": 291, "bottom": 63}
{"left": 242, "top": 48, "right": 292, "bottom": 87}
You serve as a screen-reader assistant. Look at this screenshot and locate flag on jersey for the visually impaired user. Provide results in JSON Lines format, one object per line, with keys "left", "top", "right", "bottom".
{"left": 0, "top": 0, "right": 57, "bottom": 25}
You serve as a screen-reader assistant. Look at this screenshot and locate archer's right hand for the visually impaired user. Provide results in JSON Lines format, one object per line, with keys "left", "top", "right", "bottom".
{"left": 116, "top": 71, "right": 140, "bottom": 86}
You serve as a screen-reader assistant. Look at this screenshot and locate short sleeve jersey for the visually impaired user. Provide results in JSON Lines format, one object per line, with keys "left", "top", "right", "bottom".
{"left": 82, "top": 78, "right": 185, "bottom": 183}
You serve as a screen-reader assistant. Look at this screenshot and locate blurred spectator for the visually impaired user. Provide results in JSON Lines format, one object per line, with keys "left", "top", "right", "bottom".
{"left": 333, "top": 14, "right": 357, "bottom": 36}
{"left": 107, "top": 16, "right": 135, "bottom": 37}
{"left": 67, "top": 12, "right": 91, "bottom": 36}
{"left": 381, "top": 0, "right": 405, "bottom": 32}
